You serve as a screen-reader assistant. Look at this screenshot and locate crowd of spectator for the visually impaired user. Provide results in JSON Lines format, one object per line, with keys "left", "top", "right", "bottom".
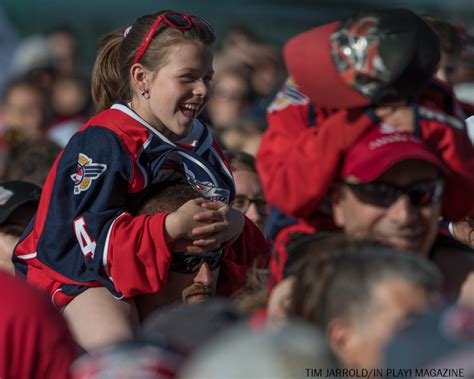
{"left": 0, "top": 5, "right": 473, "bottom": 379}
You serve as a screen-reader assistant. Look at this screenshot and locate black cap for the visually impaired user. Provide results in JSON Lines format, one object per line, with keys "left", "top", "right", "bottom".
{"left": 0, "top": 181, "right": 41, "bottom": 225}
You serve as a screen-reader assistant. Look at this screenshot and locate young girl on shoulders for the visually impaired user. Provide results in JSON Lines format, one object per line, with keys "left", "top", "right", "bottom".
{"left": 14, "top": 10, "right": 267, "bottom": 351}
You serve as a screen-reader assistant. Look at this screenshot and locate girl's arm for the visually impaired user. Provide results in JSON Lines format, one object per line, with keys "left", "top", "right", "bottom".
{"left": 15, "top": 126, "right": 174, "bottom": 298}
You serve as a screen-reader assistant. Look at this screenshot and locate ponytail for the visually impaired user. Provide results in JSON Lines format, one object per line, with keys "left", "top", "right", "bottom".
{"left": 91, "top": 28, "right": 128, "bottom": 112}
{"left": 91, "top": 11, "right": 216, "bottom": 113}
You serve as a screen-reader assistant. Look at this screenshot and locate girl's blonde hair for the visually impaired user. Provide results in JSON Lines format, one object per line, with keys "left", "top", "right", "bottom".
{"left": 91, "top": 10, "right": 215, "bottom": 112}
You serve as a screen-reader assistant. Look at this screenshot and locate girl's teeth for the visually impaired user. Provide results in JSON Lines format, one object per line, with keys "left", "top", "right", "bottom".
{"left": 180, "top": 104, "right": 200, "bottom": 118}
{"left": 181, "top": 107, "right": 196, "bottom": 118}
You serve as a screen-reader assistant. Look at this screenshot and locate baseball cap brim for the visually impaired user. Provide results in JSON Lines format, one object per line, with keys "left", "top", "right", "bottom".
{"left": 284, "top": 9, "right": 440, "bottom": 109}
{"left": 284, "top": 21, "right": 370, "bottom": 109}
{"left": 0, "top": 181, "right": 41, "bottom": 225}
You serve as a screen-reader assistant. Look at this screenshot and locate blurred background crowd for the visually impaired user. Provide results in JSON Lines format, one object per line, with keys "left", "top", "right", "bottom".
{"left": 0, "top": 1, "right": 473, "bottom": 180}
{"left": 0, "top": 1, "right": 474, "bottom": 378}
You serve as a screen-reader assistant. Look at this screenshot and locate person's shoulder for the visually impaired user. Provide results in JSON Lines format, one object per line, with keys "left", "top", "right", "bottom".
{"left": 74, "top": 105, "right": 152, "bottom": 152}
{"left": 87, "top": 107, "right": 131, "bottom": 130}
{"left": 267, "top": 76, "right": 310, "bottom": 114}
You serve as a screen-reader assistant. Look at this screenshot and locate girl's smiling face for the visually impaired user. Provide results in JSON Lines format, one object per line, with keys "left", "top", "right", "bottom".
{"left": 139, "top": 41, "right": 214, "bottom": 141}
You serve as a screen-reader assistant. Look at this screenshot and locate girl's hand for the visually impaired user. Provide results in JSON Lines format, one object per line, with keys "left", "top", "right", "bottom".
{"left": 165, "top": 198, "right": 210, "bottom": 241}
{"left": 190, "top": 201, "right": 245, "bottom": 247}
{"left": 172, "top": 238, "right": 222, "bottom": 253}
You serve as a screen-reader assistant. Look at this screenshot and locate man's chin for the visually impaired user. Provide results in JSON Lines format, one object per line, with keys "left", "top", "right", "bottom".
{"left": 379, "top": 235, "right": 425, "bottom": 253}
{"left": 184, "top": 293, "right": 212, "bottom": 305}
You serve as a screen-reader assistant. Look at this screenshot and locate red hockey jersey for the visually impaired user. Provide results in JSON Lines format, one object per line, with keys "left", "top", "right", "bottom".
{"left": 257, "top": 77, "right": 474, "bottom": 222}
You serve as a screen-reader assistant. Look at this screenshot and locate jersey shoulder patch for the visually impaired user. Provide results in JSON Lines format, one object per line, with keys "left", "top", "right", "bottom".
{"left": 70, "top": 153, "right": 108, "bottom": 195}
{"left": 267, "top": 76, "right": 309, "bottom": 113}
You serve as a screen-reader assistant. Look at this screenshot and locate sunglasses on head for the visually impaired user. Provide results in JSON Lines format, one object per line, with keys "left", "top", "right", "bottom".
{"left": 170, "top": 248, "right": 224, "bottom": 274}
{"left": 343, "top": 179, "right": 444, "bottom": 208}
{"left": 134, "top": 11, "right": 215, "bottom": 64}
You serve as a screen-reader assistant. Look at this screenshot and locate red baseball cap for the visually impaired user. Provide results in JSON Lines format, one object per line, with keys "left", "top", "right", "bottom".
{"left": 284, "top": 9, "right": 440, "bottom": 108}
{"left": 340, "top": 126, "right": 447, "bottom": 182}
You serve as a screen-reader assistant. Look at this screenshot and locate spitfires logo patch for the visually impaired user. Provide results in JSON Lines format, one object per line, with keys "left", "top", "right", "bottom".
{"left": 183, "top": 162, "right": 230, "bottom": 203}
{"left": 71, "top": 153, "right": 107, "bottom": 195}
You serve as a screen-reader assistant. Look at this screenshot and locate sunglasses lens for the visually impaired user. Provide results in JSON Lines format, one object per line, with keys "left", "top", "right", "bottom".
{"left": 206, "top": 252, "right": 222, "bottom": 270}
{"left": 346, "top": 180, "right": 443, "bottom": 208}
{"left": 409, "top": 181, "right": 443, "bottom": 206}
{"left": 349, "top": 183, "right": 395, "bottom": 207}
{"left": 170, "top": 249, "right": 223, "bottom": 273}
{"left": 191, "top": 16, "right": 215, "bottom": 34}
{"left": 164, "top": 13, "right": 191, "bottom": 28}
{"left": 171, "top": 254, "right": 202, "bottom": 273}
{"left": 409, "top": 186, "right": 429, "bottom": 206}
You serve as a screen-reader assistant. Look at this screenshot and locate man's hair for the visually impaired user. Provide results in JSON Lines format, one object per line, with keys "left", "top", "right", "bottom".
{"left": 422, "top": 15, "right": 463, "bottom": 57}
{"left": 137, "top": 182, "right": 200, "bottom": 215}
{"left": 1, "top": 77, "right": 52, "bottom": 132}
{"left": 290, "top": 235, "right": 441, "bottom": 328}
{"left": 223, "top": 149, "right": 256, "bottom": 173}
{"left": 3, "top": 138, "right": 61, "bottom": 186}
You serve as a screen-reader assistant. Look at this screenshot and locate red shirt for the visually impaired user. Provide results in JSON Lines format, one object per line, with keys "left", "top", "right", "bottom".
{"left": 0, "top": 271, "right": 78, "bottom": 379}
{"left": 257, "top": 77, "right": 474, "bottom": 222}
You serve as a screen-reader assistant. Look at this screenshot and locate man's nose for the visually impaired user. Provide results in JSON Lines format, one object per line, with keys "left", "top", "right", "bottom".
{"left": 193, "top": 262, "right": 214, "bottom": 286}
{"left": 387, "top": 195, "right": 419, "bottom": 225}
{"left": 245, "top": 202, "right": 261, "bottom": 225}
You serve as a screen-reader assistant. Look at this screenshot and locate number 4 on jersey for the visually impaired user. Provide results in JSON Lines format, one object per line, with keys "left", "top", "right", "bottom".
{"left": 74, "top": 217, "right": 96, "bottom": 258}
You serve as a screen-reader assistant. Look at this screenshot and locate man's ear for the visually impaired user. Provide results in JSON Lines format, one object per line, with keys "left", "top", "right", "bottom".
{"left": 130, "top": 63, "right": 151, "bottom": 94}
{"left": 330, "top": 183, "right": 345, "bottom": 227}
{"left": 327, "top": 318, "right": 354, "bottom": 368}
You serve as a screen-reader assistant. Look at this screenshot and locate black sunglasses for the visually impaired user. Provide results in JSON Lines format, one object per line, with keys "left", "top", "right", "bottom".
{"left": 170, "top": 248, "right": 224, "bottom": 274}
{"left": 343, "top": 179, "right": 444, "bottom": 208}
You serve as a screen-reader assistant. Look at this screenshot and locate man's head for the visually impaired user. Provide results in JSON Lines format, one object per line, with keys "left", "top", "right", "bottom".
{"left": 422, "top": 15, "right": 464, "bottom": 85}
{"left": 0, "top": 181, "right": 41, "bottom": 274}
{"left": 331, "top": 126, "right": 446, "bottom": 257}
{"left": 225, "top": 150, "right": 268, "bottom": 232}
{"left": 134, "top": 182, "right": 221, "bottom": 320}
{"left": 290, "top": 237, "right": 441, "bottom": 369}
{"left": 1, "top": 78, "right": 50, "bottom": 140}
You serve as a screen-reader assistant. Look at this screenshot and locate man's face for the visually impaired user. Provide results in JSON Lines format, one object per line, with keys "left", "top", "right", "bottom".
{"left": 435, "top": 53, "right": 460, "bottom": 85}
{"left": 334, "top": 277, "right": 435, "bottom": 369}
{"left": 232, "top": 170, "right": 268, "bottom": 232}
{"left": 135, "top": 260, "right": 220, "bottom": 321}
{"left": 2, "top": 84, "right": 44, "bottom": 139}
{"left": 266, "top": 276, "right": 295, "bottom": 329}
{"left": 332, "top": 160, "right": 442, "bottom": 257}
{"left": 166, "top": 263, "right": 220, "bottom": 306}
